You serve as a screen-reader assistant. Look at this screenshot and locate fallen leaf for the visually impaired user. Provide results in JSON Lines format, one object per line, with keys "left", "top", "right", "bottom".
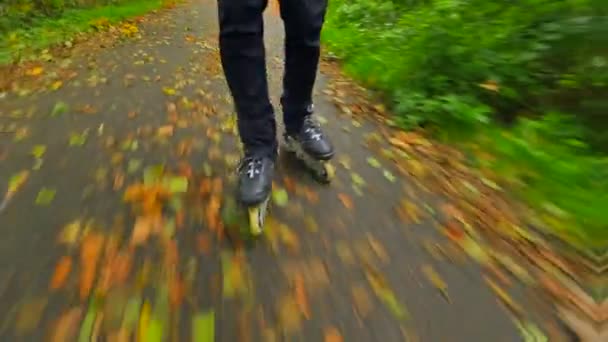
{"left": 1, "top": 170, "right": 29, "bottom": 212}
{"left": 51, "top": 80, "right": 63, "bottom": 90}
{"left": 58, "top": 220, "right": 81, "bottom": 246}
{"left": 127, "top": 159, "right": 143, "bottom": 174}
{"left": 69, "top": 131, "right": 88, "bottom": 146}
{"left": 8, "top": 170, "right": 29, "bottom": 193}
{"left": 383, "top": 169, "right": 396, "bottom": 182}
{"left": 421, "top": 265, "right": 450, "bottom": 302}
{"left": 484, "top": 276, "right": 522, "bottom": 316}
{"left": 280, "top": 224, "right": 300, "bottom": 253}
{"left": 196, "top": 233, "right": 211, "bottom": 254}
{"left": 367, "top": 157, "right": 381, "bottom": 168}
{"left": 36, "top": 187, "right": 56, "bottom": 205}
{"left": 336, "top": 242, "right": 356, "bottom": 265}
{"left": 352, "top": 285, "right": 373, "bottom": 318}
{"left": 138, "top": 301, "right": 151, "bottom": 342}
{"left": 365, "top": 265, "right": 408, "bottom": 320}
{"left": 293, "top": 273, "right": 311, "bottom": 319}
{"left": 79, "top": 301, "right": 97, "bottom": 342}
{"left": 324, "top": 327, "right": 343, "bottom": 342}
{"left": 338, "top": 193, "right": 353, "bottom": 210}
{"left": 277, "top": 294, "right": 302, "bottom": 334}
{"left": 15, "top": 297, "right": 48, "bottom": 335}
{"left": 192, "top": 311, "right": 215, "bottom": 342}
{"left": 557, "top": 306, "right": 605, "bottom": 341}
{"left": 165, "top": 176, "right": 188, "bottom": 193}
{"left": 113, "top": 172, "right": 125, "bottom": 190}
{"left": 50, "top": 308, "right": 82, "bottom": 342}
{"left": 50, "top": 256, "right": 72, "bottom": 290}
{"left": 157, "top": 125, "right": 174, "bottom": 137}
{"left": 131, "top": 216, "right": 162, "bottom": 246}
{"left": 272, "top": 188, "right": 288, "bottom": 207}
{"left": 162, "top": 87, "right": 176, "bottom": 96}
{"left": 514, "top": 319, "right": 548, "bottom": 342}
{"left": 31, "top": 145, "right": 46, "bottom": 158}
{"left": 351, "top": 173, "right": 366, "bottom": 187}
{"left": 122, "top": 295, "right": 142, "bottom": 334}
{"left": 479, "top": 80, "right": 500, "bottom": 92}
{"left": 51, "top": 101, "right": 69, "bottom": 116}
{"left": 367, "top": 234, "right": 390, "bottom": 263}
{"left": 26, "top": 66, "right": 44, "bottom": 76}
{"left": 80, "top": 233, "right": 105, "bottom": 300}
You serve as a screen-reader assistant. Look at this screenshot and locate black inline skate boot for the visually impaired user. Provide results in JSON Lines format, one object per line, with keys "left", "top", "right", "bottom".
{"left": 237, "top": 154, "right": 275, "bottom": 235}
{"left": 284, "top": 114, "right": 335, "bottom": 183}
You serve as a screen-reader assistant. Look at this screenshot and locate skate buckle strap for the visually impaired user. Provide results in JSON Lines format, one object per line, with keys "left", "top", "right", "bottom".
{"left": 303, "top": 116, "right": 323, "bottom": 141}
{"left": 238, "top": 157, "right": 263, "bottom": 179}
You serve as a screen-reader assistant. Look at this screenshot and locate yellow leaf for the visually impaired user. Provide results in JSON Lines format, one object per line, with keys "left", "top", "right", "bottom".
{"left": 51, "top": 80, "right": 63, "bottom": 90}
{"left": 138, "top": 301, "right": 151, "bottom": 341}
{"left": 26, "top": 67, "right": 44, "bottom": 76}
{"left": 479, "top": 80, "right": 500, "bottom": 92}
{"left": 421, "top": 265, "right": 450, "bottom": 301}
{"left": 162, "top": 87, "right": 176, "bottom": 96}
{"left": 324, "top": 327, "right": 344, "bottom": 342}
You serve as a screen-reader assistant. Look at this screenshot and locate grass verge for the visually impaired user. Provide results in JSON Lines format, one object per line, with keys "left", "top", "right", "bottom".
{"left": 0, "top": 0, "right": 167, "bottom": 65}
{"left": 321, "top": 0, "right": 607, "bottom": 250}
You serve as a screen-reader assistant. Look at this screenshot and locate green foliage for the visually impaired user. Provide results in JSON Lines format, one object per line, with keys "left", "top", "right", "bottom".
{"left": 323, "top": 0, "right": 608, "bottom": 247}
{"left": 1, "top": 0, "right": 164, "bottom": 64}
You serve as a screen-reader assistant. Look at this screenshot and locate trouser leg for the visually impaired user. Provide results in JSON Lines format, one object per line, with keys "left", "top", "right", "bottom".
{"left": 279, "top": 0, "right": 328, "bottom": 135}
{"left": 218, "top": 0, "right": 277, "bottom": 158}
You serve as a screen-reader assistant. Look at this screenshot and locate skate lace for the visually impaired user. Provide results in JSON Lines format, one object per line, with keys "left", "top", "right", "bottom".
{"left": 238, "top": 157, "right": 263, "bottom": 179}
{"left": 303, "top": 116, "right": 323, "bottom": 141}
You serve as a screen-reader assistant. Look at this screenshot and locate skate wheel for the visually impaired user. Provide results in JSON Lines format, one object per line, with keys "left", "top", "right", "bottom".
{"left": 248, "top": 207, "right": 263, "bottom": 236}
{"left": 320, "top": 162, "right": 335, "bottom": 183}
{"left": 247, "top": 198, "right": 269, "bottom": 236}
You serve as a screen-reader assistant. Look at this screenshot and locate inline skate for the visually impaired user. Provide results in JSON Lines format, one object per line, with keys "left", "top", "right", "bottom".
{"left": 284, "top": 114, "right": 335, "bottom": 183}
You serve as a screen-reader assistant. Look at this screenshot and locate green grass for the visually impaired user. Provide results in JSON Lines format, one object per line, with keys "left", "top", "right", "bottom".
{"left": 0, "top": 0, "right": 165, "bottom": 65}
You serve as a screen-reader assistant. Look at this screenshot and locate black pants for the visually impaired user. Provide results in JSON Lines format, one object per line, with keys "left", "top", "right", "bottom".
{"left": 218, "top": 0, "right": 327, "bottom": 159}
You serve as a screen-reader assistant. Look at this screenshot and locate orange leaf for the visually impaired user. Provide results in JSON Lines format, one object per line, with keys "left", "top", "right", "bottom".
{"left": 169, "top": 273, "right": 183, "bottom": 309}
{"left": 157, "top": 125, "right": 174, "bottom": 137}
{"left": 206, "top": 195, "right": 221, "bottom": 232}
{"left": 199, "top": 178, "right": 212, "bottom": 195}
{"left": 165, "top": 240, "right": 178, "bottom": 267}
{"left": 293, "top": 273, "right": 311, "bottom": 319}
{"left": 303, "top": 186, "right": 319, "bottom": 204}
{"left": 113, "top": 172, "right": 125, "bottom": 191}
{"left": 80, "top": 233, "right": 105, "bottom": 300}
{"left": 338, "top": 193, "right": 353, "bottom": 210}
{"left": 50, "top": 256, "right": 72, "bottom": 290}
{"left": 131, "top": 215, "right": 161, "bottom": 246}
{"left": 111, "top": 252, "right": 132, "bottom": 286}
{"left": 324, "top": 327, "right": 343, "bottom": 342}
{"left": 175, "top": 210, "right": 185, "bottom": 229}
{"left": 283, "top": 176, "right": 296, "bottom": 193}
{"left": 197, "top": 233, "right": 211, "bottom": 255}
{"left": 49, "top": 308, "right": 82, "bottom": 342}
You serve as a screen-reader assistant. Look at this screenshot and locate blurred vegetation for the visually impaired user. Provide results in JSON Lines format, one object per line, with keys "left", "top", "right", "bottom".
{"left": 0, "top": 0, "right": 167, "bottom": 64}
{"left": 323, "top": 0, "right": 608, "bottom": 248}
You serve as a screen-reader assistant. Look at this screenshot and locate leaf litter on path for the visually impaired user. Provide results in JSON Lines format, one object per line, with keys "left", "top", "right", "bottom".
{"left": 49, "top": 308, "right": 82, "bottom": 342}
{"left": 36, "top": 187, "right": 56, "bottom": 205}
{"left": 15, "top": 297, "right": 48, "bottom": 335}
{"left": 324, "top": 327, "right": 344, "bottom": 342}
{"left": 0, "top": 170, "right": 29, "bottom": 212}
{"left": 364, "top": 264, "right": 409, "bottom": 320}
{"left": 421, "top": 264, "right": 450, "bottom": 302}
{"left": 80, "top": 232, "right": 105, "bottom": 300}
{"left": 192, "top": 311, "right": 215, "bottom": 342}
{"left": 50, "top": 256, "right": 73, "bottom": 290}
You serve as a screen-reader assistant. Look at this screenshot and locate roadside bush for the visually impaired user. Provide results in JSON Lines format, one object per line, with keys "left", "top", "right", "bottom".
{"left": 323, "top": 0, "right": 608, "bottom": 247}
